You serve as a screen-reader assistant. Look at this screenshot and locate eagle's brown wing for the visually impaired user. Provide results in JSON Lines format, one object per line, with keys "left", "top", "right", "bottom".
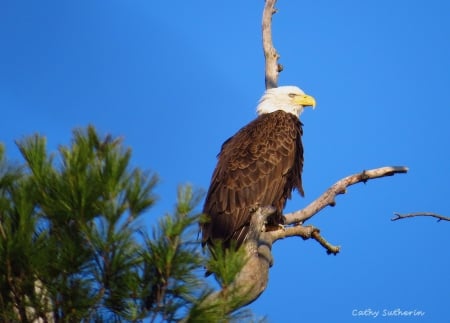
{"left": 202, "top": 111, "right": 304, "bottom": 248}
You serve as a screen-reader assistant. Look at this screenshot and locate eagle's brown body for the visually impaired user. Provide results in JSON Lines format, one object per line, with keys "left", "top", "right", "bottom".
{"left": 201, "top": 110, "right": 304, "bottom": 248}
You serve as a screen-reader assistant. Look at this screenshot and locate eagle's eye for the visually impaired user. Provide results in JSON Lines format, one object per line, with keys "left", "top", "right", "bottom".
{"left": 288, "top": 93, "right": 297, "bottom": 98}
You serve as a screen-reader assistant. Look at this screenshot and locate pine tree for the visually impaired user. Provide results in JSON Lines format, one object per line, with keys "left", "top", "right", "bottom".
{"left": 0, "top": 126, "right": 260, "bottom": 322}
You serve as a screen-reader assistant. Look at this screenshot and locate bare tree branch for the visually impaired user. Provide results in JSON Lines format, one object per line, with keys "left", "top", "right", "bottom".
{"left": 262, "top": 0, "right": 281, "bottom": 89}
{"left": 391, "top": 212, "right": 450, "bottom": 222}
{"left": 196, "top": 166, "right": 407, "bottom": 316}
{"left": 268, "top": 225, "right": 341, "bottom": 254}
{"left": 284, "top": 166, "right": 409, "bottom": 225}
{"left": 264, "top": 166, "right": 408, "bottom": 255}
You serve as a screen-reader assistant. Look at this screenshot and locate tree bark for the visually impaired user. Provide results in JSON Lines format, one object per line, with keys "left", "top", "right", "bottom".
{"left": 262, "top": 0, "right": 280, "bottom": 89}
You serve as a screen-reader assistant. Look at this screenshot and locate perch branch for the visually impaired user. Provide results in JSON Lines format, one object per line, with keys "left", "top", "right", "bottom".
{"left": 391, "top": 212, "right": 450, "bottom": 222}
{"left": 284, "top": 166, "right": 409, "bottom": 225}
{"left": 194, "top": 166, "right": 408, "bottom": 318}
{"left": 262, "top": 0, "right": 281, "bottom": 89}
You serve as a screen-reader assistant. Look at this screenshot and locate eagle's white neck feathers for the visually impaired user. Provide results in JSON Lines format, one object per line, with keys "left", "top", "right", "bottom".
{"left": 256, "top": 86, "right": 311, "bottom": 117}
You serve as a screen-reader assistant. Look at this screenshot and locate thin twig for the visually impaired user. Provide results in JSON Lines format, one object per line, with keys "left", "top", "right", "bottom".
{"left": 391, "top": 212, "right": 450, "bottom": 222}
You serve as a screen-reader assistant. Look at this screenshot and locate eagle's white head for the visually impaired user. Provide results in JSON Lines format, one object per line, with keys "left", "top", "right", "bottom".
{"left": 256, "top": 85, "right": 316, "bottom": 117}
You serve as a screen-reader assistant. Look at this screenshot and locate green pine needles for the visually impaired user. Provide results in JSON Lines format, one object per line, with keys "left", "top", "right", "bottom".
{"left": 0, "top": 126, "right": 260, "bottom": 322}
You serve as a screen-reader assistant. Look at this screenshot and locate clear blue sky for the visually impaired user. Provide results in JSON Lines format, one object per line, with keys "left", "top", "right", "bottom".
{"left": 1, "top": 1, "right": 450, "bottom": 322}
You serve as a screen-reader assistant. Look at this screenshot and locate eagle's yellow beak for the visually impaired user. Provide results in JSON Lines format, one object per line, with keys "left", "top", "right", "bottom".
{"left": 293, "top": 94, "right": 316, "bottom": 109}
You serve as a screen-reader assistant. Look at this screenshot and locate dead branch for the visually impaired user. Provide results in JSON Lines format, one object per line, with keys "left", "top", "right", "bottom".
{"left": 262, "top": 0, "right": 281, "bottom": 89}
{"left": 195, "top": 166, "right": 407, "bottom": 316}
{"left": 391, "top": 212, "right": 450, "bottom": 222}
{"left": 310, "top": 229, "right": 341, "bottom": 255}
{"left": 284, "top": 166, "right": 409, "bottom": 225}
{"left": 268, "top": 225, "right": 341, "bottom": 254}
{"left": 263, "top": 167, "right": 409, "bottom": 255}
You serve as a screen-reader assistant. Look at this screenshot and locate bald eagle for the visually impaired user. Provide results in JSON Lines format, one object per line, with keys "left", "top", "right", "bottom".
{"left": 201, "top": 86, "right": 316, "bottom": 249}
